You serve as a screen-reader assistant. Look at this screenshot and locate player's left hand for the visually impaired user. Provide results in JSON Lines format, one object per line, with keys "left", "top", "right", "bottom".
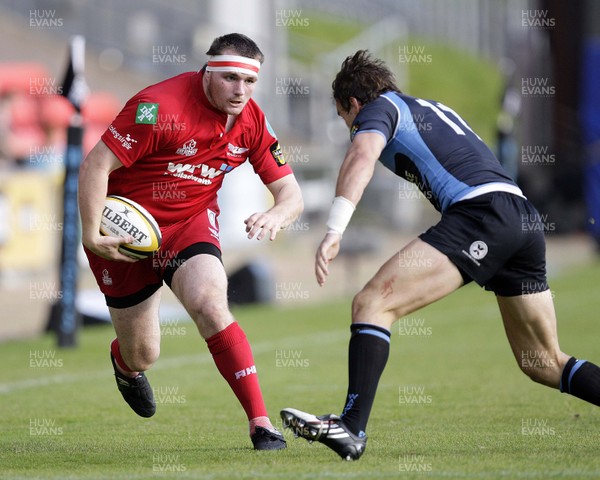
{"left": 244, "top": 212, "right": 283, "bottom": 241}
{"left": 315, "top": 231, "right": 342, "bottom": 286}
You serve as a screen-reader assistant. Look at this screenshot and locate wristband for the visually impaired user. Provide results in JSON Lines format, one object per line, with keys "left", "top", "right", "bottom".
{"left": 326, "top": 196, "right": 355, "bottom": 235}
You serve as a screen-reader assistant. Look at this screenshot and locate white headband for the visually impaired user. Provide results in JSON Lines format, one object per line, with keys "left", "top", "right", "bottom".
{"left": 206, "top": 55, "right": 261, "bottom": 77}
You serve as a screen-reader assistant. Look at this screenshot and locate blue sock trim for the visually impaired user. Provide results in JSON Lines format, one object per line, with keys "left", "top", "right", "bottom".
{"left": 351, "top": 322, "right": 391, "bottom": 336}
{"left": 357, "top": 328, "right": 391, "bottom": 343}
{"left": 567, "top": 359, "right": 587, "bottom": 392}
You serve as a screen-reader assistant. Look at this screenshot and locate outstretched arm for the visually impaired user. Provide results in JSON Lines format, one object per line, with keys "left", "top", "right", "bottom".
{"left": 244, "top": 174, "right": 304, "bottom": 241}
{"left": 334, "top": 132, "right": 385, "bottom": 205}
{"left": 315, "top": 132, "right": 385, "bottom": 286}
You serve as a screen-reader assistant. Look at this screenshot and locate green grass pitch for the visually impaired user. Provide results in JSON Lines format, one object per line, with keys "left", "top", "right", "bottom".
{"left": 1, "top": 262, "right": 599, "bottom": 479}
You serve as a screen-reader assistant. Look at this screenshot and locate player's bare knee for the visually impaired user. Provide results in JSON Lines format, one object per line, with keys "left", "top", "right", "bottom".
{"left": 190, "top": 299, "right": 233, "bottom": 333}
{"left": 351, "top": 288, "right": 381, "bottom": 323}
{"left": 352, "top": 286, "right": 409, "bottom": 325}
{"left": 125, "top": 344, "right": 160, "bottom": 372}
{"left": 199, "top": 302, "right": 230, "bottom": 323}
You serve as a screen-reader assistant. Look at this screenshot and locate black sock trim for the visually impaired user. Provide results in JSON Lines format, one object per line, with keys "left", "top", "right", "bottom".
{"left": 560, "top": 356, "right": 577, "bottom": 393}
{"left": 163, "top": 242, "right": 222, "bottom": 287}
{"left": 105, "top": 282, "right": 162, "bottom": 309}
{"left": 350, "top": 322, "right": 391, "bottom": 337}
{"left": 563, "top": 360, "right": 600, "bottom": 407}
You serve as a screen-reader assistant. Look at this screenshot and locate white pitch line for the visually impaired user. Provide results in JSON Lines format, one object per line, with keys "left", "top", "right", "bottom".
{"left": 0, "top": 329, "right": 345, "bottom": 395}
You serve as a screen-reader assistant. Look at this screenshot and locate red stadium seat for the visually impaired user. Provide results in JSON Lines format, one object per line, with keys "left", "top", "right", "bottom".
{"left": 40, "top": 95, "right": 75, "bottom": 129}
{"left": 8, "top": 93, "right": 39, "bottom": 128}
{"left": 0, "top": 62, "right": 49, "bottom": 94}
{"left": 82, "top": 92, "right": 121, "bottom": 125}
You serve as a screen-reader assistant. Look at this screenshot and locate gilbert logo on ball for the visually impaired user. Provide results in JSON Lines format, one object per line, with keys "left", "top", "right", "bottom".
{"left": 100, "top": 195, "right": 161, "bottom": 259}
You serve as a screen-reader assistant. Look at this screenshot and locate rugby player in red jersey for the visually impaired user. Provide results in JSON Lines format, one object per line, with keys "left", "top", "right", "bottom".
{"left": 78, "top": 33, "right": 303, "bottom": 450}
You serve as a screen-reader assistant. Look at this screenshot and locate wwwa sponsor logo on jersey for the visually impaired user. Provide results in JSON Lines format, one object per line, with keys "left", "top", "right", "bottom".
{"left": 165, "top": 161, "right": 233, "bottom": 185}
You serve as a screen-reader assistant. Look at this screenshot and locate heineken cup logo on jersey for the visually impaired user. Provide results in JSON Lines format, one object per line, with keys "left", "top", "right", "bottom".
{"left": 136, "top": 103, "right": 159, "bottom": 124}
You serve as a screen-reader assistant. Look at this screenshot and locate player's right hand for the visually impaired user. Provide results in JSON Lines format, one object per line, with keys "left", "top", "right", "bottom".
{"left": 83, "top": 234, "right": 139, "bottom": 263}
{"left": 315, "top": 231, "right": 342, "bottom": 286}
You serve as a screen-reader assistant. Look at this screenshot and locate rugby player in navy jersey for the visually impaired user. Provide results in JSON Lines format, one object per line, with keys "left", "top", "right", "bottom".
{"left": 281, "top": 50, "right": 600, "bottom": 461}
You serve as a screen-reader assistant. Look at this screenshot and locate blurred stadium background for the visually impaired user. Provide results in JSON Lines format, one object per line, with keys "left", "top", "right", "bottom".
{"left": 0, "top": 0, "right": 598, "bottom": 344}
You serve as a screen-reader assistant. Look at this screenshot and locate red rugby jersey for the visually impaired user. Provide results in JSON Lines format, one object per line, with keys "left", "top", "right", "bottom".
{"left": 101, "top": 71, "right": 292, "bottom": 226}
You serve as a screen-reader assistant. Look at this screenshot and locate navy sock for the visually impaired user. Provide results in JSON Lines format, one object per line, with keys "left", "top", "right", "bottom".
{"left": 340, "top": 323, "right": 391, "bottom": 438}
{"left": 560, "top": 356, "right": 600, "bottom": 406}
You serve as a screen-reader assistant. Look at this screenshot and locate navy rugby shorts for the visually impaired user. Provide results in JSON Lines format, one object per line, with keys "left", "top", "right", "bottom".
{"left": 419, "top": 192, "right": 548, "bottom": 296}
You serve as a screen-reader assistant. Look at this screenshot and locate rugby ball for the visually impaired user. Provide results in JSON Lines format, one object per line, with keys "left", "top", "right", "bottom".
{"left": 100, "top": 195, "right": 161, "bottom": 259}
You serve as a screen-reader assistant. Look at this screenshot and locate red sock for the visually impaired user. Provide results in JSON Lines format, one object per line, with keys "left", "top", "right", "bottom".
{"left": 110, "top": 338, "right": 134, "bottom": 373}
{"left": 206, "top": 322, "right": 268, "bottom": 420}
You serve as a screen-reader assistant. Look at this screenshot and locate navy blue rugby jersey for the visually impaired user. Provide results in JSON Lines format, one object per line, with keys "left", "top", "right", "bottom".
{"left": 351, "top": 91, "right": 518, "bottom": 212}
